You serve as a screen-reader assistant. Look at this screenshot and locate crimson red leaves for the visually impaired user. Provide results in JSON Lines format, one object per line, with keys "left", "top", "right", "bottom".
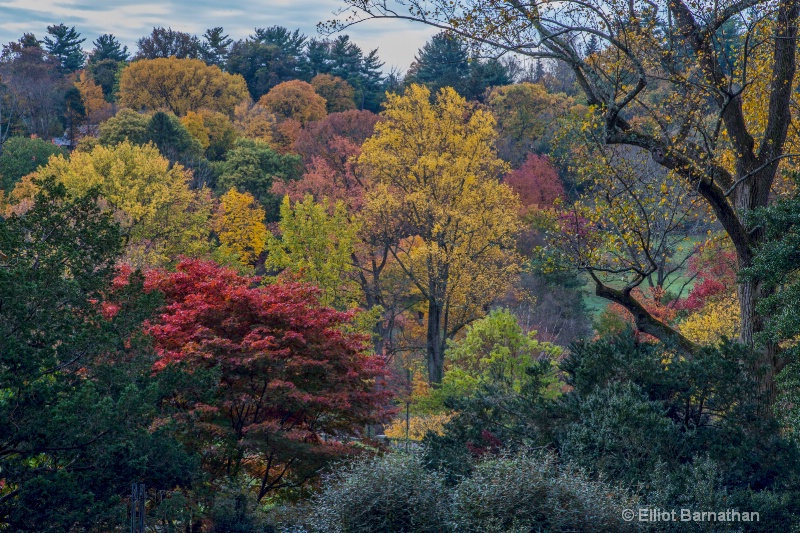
{"left": 144, "top": 259, "right": 392, "bottom": 496}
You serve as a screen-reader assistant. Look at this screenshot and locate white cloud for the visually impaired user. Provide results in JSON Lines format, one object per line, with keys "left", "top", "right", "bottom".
{"left": 0, "top": 0, "right": 436, "bottom": 70}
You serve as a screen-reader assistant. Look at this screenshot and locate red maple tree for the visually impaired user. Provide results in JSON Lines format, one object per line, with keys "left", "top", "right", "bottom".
{"left": 503, "top": 153, "right": 565, "bottom": 212}
{"left": 677, "top": 242, "right": 737, "bottom": 311}
{"left": 144, "top": 259, "right": 393, "bottom": 500}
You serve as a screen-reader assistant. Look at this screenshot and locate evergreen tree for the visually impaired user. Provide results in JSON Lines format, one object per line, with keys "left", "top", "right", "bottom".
{"left": 215, "top": 138, "right": 302, "bottom": 220}
{"left": 226, "top": 27, "right": 307, "bottom": 99}
{"left": 252, "top": 26, "right": 307, "bottom": 79}
{"left": 89, "top": 34, "right": 128, "bottom": 62}
{"left": 21, "top": 33, "right": 41, "bottom": 49}
{"left": 305, "top": 38, "right": 330, "bottom": 77}
{"left": 86, "top": 59, "right": 123, "bottom": 101}
{"left": 405, "top": 32, "right": 471, "bottom": 96}
{"left": 406, "top": 32, "right": 509, "bottom": 101}
{"left": 43, "top": 24, "right": 85, "bottom": 72}
{"left": 584, "top": 34, "right": 600, "bottom": 57}
{"left": 327, "top": 35, "right": 363, "bottom": 80}
{"left": 465, "top": 58, "right": 512, "bottom": 101}
{"left": 359, "top": 48, "right": 386, "bottom": 111}
{"left": 714, "top": 18, "right": 745, "bottom": 76}
{"left": 301, "top": 36, "right": 385, "bottom": 112}
{"left": 253, "top": 26, "right": 307, "bottom": 57}
{"left": 62, "top": 85, "right": 85, "bottom": 144}
{"left": 201, "top": 27, "right": 232, "bottom": 66}
{"left": 145, "top": 111, "right": 203, "bottom": 161}
{"left": 0, "top": 179, "right": 201, "bottom": 530}
{"left": 534, "top": 59, "right": 545, "bottom": 82}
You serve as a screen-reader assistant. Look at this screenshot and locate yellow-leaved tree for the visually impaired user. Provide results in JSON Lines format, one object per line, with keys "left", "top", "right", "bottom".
{"left": 181, "top": 109, "right": 239, "bottom": 160}
{"left": 15, "top": 141, "right": 212, "bottom": 267}
{"left": 213, "top": 188, "right": 267, "bottom": 267}
{"left": 233, "top": 100, "right": 276, "bottom": 144}
{"left": 181, "top": 111, "right": 211, "bottom": 150}
{"left": 118, "top": 58, "right": 249, "bottom": 117}
{"left": 680, "top": 294, "right": 740, "bottom": 346}
{"left": 258, "top": 80, "right": 327, "bottom": 125}
{"left": 359, "top": 84, "right": 521, "bottom": 383}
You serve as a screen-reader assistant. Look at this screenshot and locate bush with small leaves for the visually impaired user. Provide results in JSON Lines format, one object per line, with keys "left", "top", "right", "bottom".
{"left": 450, "top": 449, "right": 639, "bottom": 533}
{"left": 304, "top": 453, "right": 451, "bottom": 533}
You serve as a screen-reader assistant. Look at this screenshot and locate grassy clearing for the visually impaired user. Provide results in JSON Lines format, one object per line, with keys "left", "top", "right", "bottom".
{"left": 578, "top": 236, "right": 704, "bottom": 320}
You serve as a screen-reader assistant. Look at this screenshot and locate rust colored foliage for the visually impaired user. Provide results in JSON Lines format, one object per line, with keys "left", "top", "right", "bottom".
{"left": 293, "top": 109, "right": 380, "bottom": 165}
{"left": 144, "top": 259, "right": 393, "bottom": 498}
{"left": 503, "top": 153, "right": 565, "bottom": 212}
{"left": 258, "top": 80, "right": 327, "bottom": 125}
{"left": 274, "top": 110, "right": 380, "bottom": 210}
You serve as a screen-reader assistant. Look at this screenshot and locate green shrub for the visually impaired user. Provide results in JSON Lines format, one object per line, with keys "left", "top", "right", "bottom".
{"left": 302, "top": 453, "right": 450, "bottom": 533}
{"left": 451, "top": 449, "right": 639, "bottom": 533}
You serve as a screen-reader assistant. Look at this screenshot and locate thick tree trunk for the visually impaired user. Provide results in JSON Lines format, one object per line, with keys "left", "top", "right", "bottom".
{"left": 738, "top": 275, "right": 787, "bottom": 404}
{"left": 426, "top": 299, "right": 445, "bottom": 384}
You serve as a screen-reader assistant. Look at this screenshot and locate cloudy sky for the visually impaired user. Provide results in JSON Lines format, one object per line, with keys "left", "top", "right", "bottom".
{"left": 0, "top": 0, "right": 436, "bottom": 71}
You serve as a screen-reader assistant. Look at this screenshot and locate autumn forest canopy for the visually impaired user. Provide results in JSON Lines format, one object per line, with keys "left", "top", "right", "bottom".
{"left": 6, "top": 3, "right": 800, "bottom": 530}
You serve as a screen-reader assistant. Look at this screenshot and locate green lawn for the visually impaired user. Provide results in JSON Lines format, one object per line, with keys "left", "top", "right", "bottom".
{"left": 579, "top": 236, "right": 703, "bottom": 319}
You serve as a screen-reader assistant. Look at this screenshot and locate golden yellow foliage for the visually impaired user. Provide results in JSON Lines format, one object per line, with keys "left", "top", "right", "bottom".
{"left": 213, "top": 188, "right": 267, "bottom": 266}
{"left": 359, "top": 84, "right": 521, "bottom": 382}
{"left": 680, "top": 293, "right": 740, "bottom": 345}
{"left": 15, "top": 141, "right": 212, "bottom": 267}
{"left": 181, "top": 111, "right": 210, "bottom": 149}
{"left": 487, "top": 82, "right": 581, "bottom": 163}
{"left": 311, "top": 74, "right": 356, "bottom": 113}
{"left": 75, "top": 71, "right": 112, "bottom": 130}
{"left": 118, "top": 58, "right": 249, "bottom": 117}
{"left": 233, "top": 100, "right": 275, "bottom": 144}
{"left": 383, "top": 413, "right": 454, "bottom": 441}
{"left": 5, "top": 175, "right": 38, "bottom": 216}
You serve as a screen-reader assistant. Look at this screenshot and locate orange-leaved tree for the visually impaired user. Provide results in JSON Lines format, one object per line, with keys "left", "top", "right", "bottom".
{"left": 258, "top": 80, "right": 327, "bottom": 125}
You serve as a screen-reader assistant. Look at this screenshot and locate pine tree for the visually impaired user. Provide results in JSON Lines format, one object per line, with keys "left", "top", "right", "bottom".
{"left": 359, "top": 48, "right": 385, "bottom": 111}
{"left": 226, "top": 27, "right": 307, "bottom": 99}
{"left": 584, "top": 34, "right": 600, "bottom": 57}
{"left": 301, "top": 36, "right": 385, "bottom": 112}
{"left": 89, "top": 34, "right": 128, "bottom": 62}
{"left": 18, "top": 33, "right": 42, "bottom": 50}
{"left": 405, "top": 32, "right": 471, "bottom": 96}
{"left": 43, "top": 24, "right": 85, "bottom": 72}
{"left": 305, "top": 39, "right": 330, "bottom": 77}
{"left": 534, "top": 59, "right": 545, "bottom": 82}
{"left": 201, "top": 27, "right": 232, "bottom": 66}
{"left": 406, "top": 32, "right": 508, "bottom": 101}
{"left": 328, "top": 35, "right": 363, "bottom": 80}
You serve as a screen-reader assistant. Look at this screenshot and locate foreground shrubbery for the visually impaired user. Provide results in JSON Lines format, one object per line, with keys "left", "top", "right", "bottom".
{"left": 272, "top": 451, "right": 637, "bottom": 533}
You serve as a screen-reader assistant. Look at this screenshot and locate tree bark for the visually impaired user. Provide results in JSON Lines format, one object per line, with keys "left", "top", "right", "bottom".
{"left": 426, "top": 298, "right": 445, "bottom": 384}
